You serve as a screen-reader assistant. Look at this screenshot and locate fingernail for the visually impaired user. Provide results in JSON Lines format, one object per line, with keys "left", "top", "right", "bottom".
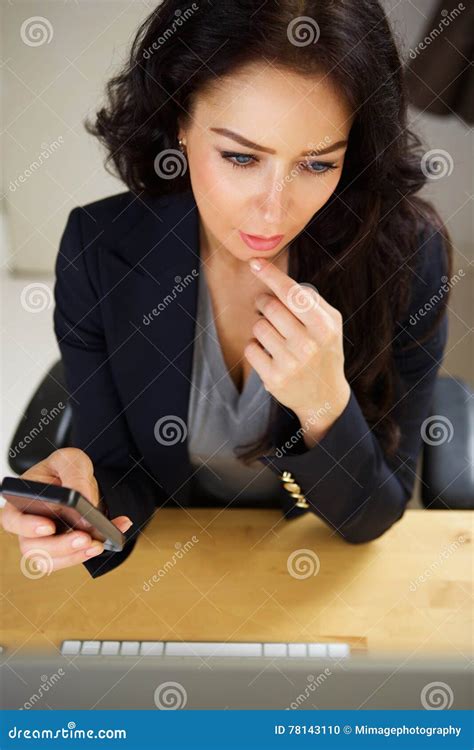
{"left": 85, "top": 544, "right": 103, "bottom": 557}
{"left": 36, "top": 525, "right": 53, "bottom": 536}
{"left": 249, "top": 259, "right": 262, "bottom": 272}
{"left": 123, "top": 520, "right": 133, "bottom": 532}
{"left": 71, "top": 536, "right": 87, "bottom": 549}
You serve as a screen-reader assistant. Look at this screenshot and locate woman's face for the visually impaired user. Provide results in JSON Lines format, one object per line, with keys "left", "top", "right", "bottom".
{"left": 179, "top": 63, "right": 354, "bottom": 263}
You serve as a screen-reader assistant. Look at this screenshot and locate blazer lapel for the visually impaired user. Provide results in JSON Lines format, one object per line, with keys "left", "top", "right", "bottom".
{"left": 100, "top": 190, "right": 200, "bottom": 506}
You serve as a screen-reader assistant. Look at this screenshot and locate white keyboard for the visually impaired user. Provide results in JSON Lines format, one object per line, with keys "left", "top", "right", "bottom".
{"left": 60, "top": 640, "right": 350, "bottom": 658}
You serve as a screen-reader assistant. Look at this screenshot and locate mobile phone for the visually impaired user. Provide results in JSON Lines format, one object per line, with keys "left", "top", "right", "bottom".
{"left": 0, "top": 476, "right": 125, "bottom": 552}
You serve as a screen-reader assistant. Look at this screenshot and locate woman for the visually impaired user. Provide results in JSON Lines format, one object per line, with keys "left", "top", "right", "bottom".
{"left": 2, "top": 0, "right": 452, "bottom": 579}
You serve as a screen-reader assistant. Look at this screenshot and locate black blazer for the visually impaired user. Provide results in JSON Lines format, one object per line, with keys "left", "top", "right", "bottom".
{"left": 53, "top": 189, "right": 449, "bottom": 578}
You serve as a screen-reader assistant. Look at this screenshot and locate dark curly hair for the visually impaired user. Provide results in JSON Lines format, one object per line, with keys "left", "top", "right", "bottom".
{"left": 85, "top": 0, "right": 453, "bottom": 465}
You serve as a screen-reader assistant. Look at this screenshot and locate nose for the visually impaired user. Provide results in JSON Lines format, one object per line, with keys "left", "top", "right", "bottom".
{"left": 258, "top": 171, "right": 289, "bottom": 227}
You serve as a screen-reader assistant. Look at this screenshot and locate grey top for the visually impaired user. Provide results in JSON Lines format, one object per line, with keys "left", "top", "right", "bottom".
{"left": 187, "top": 261, "right": 282, "bottom": 507}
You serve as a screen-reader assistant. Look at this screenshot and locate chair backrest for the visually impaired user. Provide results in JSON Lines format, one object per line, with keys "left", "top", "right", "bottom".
{"left": 8, "top": 360, "right": 73, "bottom": 475}
{"left": 421, "top": 375, "right": 474, "bottom": 509}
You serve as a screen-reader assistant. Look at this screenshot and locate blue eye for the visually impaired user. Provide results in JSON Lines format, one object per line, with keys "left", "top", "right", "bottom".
{"left": 305, "top": 161, "right": 337, "bottom": 174}
{"left": 221, "top": 152, "right": 255, "bottom": 168}
{"left": 220, "top": 151, "right": 338, "bottom": 176}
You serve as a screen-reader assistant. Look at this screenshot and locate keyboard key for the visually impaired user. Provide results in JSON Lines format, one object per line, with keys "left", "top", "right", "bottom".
{"left": 61, "top": 640, "right": 81, "bottom": 656}
{"left": 288, "top": 643, "right": 307, "bottom": 657}
{"left": 263, "top": 643, "right": 287, "bottom": 657}
{"left": 120, "top": 641, "right": 140, "bottom": 656}
{"left": 328, "top": 643, "right": 350, "bottom": 658}
{"left": 81, "top": 641, "right": 101, "bottom": 655}
{"left": 100, "top": 641, "right": 121, "bottom": 656}
{"left": 140, "top": 641, "right": 164, "bottom": 656}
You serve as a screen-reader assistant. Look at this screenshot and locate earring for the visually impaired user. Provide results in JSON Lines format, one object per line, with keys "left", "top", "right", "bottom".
{"left": 178, "top": 137, "right": 187, "bottom": 154}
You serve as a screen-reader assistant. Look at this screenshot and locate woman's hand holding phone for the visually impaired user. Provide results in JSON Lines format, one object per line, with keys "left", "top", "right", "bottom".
{"left": 0, "top": 447, "right": 133, "bottom": 573}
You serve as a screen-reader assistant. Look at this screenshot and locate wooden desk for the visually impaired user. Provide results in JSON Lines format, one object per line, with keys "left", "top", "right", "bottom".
{"left": 1, "top": 508, "right": 472, "bottom": 656}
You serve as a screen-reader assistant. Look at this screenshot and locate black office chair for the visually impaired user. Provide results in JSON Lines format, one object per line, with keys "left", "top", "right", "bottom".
{"left": 6, "top": 360, "right": 474, "bottom": 509}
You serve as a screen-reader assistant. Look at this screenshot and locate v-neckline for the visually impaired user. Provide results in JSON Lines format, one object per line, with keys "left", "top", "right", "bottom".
{"left": 199, "top": 261, "right": 263, "bottom": 412}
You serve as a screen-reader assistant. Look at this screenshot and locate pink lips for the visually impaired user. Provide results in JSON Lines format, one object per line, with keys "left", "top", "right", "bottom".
{"left": 239, "top": 230, "right": 284, "bottom": 252}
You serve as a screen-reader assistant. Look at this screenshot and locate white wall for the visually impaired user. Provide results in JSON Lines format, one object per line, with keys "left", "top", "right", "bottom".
{"left": 1, "top": 0, "right": 152, "bottom": 274}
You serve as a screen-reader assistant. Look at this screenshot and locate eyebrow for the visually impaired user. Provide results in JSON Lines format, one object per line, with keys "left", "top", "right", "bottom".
{"left": 210, "top": 127, "right": 347, "bottom": 156}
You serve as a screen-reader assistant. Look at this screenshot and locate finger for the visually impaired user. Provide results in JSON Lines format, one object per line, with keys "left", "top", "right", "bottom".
{"left": 252, "top": 316, "right": 288, "bottom": 361}
{"left": 250, "top": 258, "right": 335, "bottom": 324}
{"left": 19, "top": 530, "right": 94, "bottom": 557}
{"left": 111, "top": 516, "right": 133, "bottom": 533}
{"left": 20, "top": 543, "right": 105, "bottom": 575}
{"left": 46, "top": 448, "right": 99, "bottom": 507}
{"left": 1, "top": 502, "right": 57, "bottom": 537}
{"left": 244, "top": 339, "right": 274, "bottom": 384}
{"left": 255, "top": 293, "right": 305, "bottom": 340}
